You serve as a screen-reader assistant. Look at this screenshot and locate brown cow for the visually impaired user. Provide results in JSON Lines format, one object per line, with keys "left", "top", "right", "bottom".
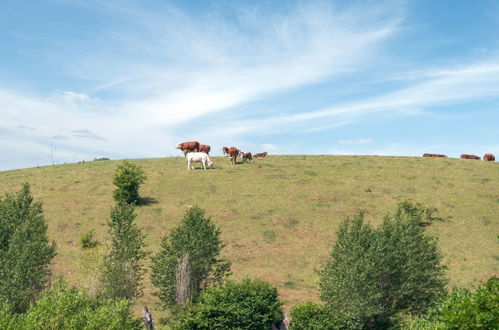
{"left": 222, "top": 147, "right": 229, "bottom": 156}
{"left": 422, "top": 153, "right": 447, "bottom": 158}
{"left": 484, "top": 153, "right": 495, "bottom": 161}
{"left": 228, "top": 147, "right": 240, "bottom": 165}
{"left": 176, "top": 141, "right": 199, "bottom": 156}
{"left": 254, "top": 152, "right": 268, "bottom": 158}
{"left": 460, "top": 154, "right": 480, "bottom": 160}
{"left": 242, "top": 152, "right": 253, "bottom": 163}
{"left": 198, "top": 144, "right": 211, "bottom": 155}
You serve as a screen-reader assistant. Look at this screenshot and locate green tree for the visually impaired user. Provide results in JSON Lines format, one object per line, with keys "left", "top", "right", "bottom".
{"left": 0, "top": 280, "right": 141, "bottom": 330}
{"left": 290, "top": 302, "right": 362, "bottom": 330}
{"left": 318, "top": 203, "right": 447, "bottom": 328}
{"left": 100, "top": 202, "right": 148, "bottom": 300}
{"left": 151, "top": 206, "right": 231, "bottom": 308}
{"left": 171, "top": 279, "right": 283, "bottom": 330}
{"left": 405, "top": 276, "right": 499, "bottom": 329}
{"left": 0, "top": 183, "right": 56, "bottom": 313}
{"left": 113, "top": 161, "right": 146, "bottom": 204}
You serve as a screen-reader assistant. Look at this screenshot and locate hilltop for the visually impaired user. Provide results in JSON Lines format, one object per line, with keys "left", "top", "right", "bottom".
{"left": 0, "top": 155, "right": 497, "bottom": 311}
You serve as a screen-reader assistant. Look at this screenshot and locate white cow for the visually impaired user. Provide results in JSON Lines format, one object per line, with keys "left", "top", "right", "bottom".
{"left": 187, "top": 152, "right": 214, "bottom": 170}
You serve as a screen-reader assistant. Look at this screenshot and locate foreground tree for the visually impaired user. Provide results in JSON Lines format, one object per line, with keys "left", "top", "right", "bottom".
{"left": 318, "top": 202, "right": 447, "bottom": 328}
{"left": 171, "top": 279, "right": 283, "bottom": 329}
{"left": 151, "top": 206, "right": 231, "bottom": 308}
{"left": 113, "top": 161, "right": 146, "bottom": 204}
{"left": 0, "top": 183, "right": 56, "bottom": 313}
{"left": 100, "top": 202, "right": 148, "bottom": 300}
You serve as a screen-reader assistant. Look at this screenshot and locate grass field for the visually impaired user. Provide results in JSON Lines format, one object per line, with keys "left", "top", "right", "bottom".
{"left": 0, "top": 155, "right": 498, "bottom": 317}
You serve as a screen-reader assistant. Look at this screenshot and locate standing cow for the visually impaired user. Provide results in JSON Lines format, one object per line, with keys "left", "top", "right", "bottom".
{"left": 228, "top": 147, "right": 240, "bottom": 165}
{"left": 242, "top": 152, "right": 253, "bottom": 163}
{"left": 176, "top": 141, "right": 199, "bottom": 156}
{"left": 198, "top": 144, "right": 211, "bottom": 155}
{"left": 186, "top": 152, "right": 214, "bottom": 170}
{"left": 222, "top": 147, "right": 229, "bottom": 156}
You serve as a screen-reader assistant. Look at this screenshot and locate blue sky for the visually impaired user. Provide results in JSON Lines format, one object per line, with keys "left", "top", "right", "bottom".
{"left": 1, "top": 0, "right": 498, "bottom": 170}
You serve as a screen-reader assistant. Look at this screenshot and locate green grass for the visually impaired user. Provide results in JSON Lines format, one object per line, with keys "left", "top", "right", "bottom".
{"left": 1, "top": 155, "right": 498, "bottom": 315}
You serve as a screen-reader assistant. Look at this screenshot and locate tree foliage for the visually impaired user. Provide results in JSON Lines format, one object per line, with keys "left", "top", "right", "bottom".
{"left": 151, "top": 206, "right": 231, "bottom": 308}
{"left": 100, "top": 202, "right": 148, "bottom": 300}
{"left": 405, "top": 276, "right": 499, "bottom": 329}
{"left": 318, "top": 202, "right": 447, "bottom": 327}
{"left": 0, "top": 183, "right": 56, "bottom": 313}
{"left": 290, "top": 302, "right": 363, "bottom": 330}
{"left": 171, "top": 279, "right": 283, "bottom": 330}
{"left": 113, "top": 161, "right": 146, "bottom": 204}
{"left": 0, "top": 280, "right": 141, "bottom": 330}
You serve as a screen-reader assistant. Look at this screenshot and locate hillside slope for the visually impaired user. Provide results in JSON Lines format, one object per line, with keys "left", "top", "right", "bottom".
{"left": 1, "top": 155, "right": 498, "bottom": 309}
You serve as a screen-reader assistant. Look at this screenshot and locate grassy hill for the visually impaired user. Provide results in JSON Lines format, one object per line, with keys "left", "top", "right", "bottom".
{"left": 1, "top": 155, "right": 498, "bottom": 314}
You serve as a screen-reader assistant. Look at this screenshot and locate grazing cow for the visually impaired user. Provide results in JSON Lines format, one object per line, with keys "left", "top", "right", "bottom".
{"left": 228, "top": 147, "right": 240, "bottom": 165}
{"left": 254, "top": 152, "right": 268, "bottom": 158}
{"left": 222, "top": 147, "right": 230, "bottom": 156}
{"left": 422, "top": 153, "right": 447, "bottom": 158}
{"left": 460, "top": 154, "right": 480, "bottom": 160}
{"left": 176, "top": 141, "right": 200, "bottom": 156}
{"left": 484, "top": 153, "right": 495, "bottom": 161}
{"left": 242, "top": 152, "right": 253, "bottom": 163}
{"left": 186, "top": 152, "right": 213, "bottom": 170}
{"left": 198, "top": 144, "right": 211, "bottom": 155}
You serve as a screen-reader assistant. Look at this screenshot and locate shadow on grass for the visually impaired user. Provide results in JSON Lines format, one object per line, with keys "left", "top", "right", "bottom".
{"left": 419, "top": 216, "right": 447, "bottom": 227}
{"left": 137, "top": 196, "right": 159, "bottom": 206}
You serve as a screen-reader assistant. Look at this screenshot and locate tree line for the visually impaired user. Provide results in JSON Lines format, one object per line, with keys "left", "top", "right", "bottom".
{"left": 0, "top": 160, "right": 497, "bottom": 329}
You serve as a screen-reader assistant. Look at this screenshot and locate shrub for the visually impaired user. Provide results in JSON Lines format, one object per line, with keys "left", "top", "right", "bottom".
{"left": 405, "top": 276, "right": 499, "bottom": 329}
{"left": 1, "top": 280, "right": 141, "bottom": 329}
{"left": 113, "top": 161, "right": 146, "bottom": 204}
{"left": 0, "top": 183, "right": 56, "bottom": 313}
{"left": 80, "top": 229, "right": 99, "bottom": 249}
{"left": 318, "top": 203, "right": 447, "bottom": 328}
{"left": 151, "top": 206, "right": 231, "bottom": 308}
{"left": 100, "top": 202, "right": 148, "bottom": 300}
{"left": 290, "top": 302, "right": 364, "bottom": 329}
{"left": 171, "top": 279, "right": 283, "bottom": 329}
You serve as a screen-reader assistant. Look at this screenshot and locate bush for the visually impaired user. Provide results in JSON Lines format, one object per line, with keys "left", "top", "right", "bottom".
{"left": 113, "top": 161, "right": 146, "bottom": 204}
{"left": 100, "top": 202, "right": 148, "bottom": 300}
{"left": 0, "top": 183, "right": 56, "bottom": 313}
{"left": 318, "top": 203, "right": 447, "bottom": 328}
{"left": 290, "top": 302, "right": 363, "bottom": 330}
{"left": 151, "top": 206, "right": 231, "bottom": 308}
{"left": 0, "top": 281, "right": 141, "bottom": 329}
{"left": 171, "top": 279, "right": 283, "bottom": 329}
{"left": 405, "top": 276, "right": 499, "bottom": 329}
{"left": 80, "top": 229, "right": 99, "bottom": 249}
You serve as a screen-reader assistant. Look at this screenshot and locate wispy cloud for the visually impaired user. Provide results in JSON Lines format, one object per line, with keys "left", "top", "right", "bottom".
{"left": 338, "top": 138, "right": 374, "bottom": 145}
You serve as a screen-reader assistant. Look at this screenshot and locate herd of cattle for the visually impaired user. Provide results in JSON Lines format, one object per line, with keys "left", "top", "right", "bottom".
{"left": 423, "top": 153, "right": 495, "bottom": 161}
{"left": 176, "top": 141, "right": 268, "bottom": 170}
{"left": 176, "top": 141, "right": 495, "bottom": 170}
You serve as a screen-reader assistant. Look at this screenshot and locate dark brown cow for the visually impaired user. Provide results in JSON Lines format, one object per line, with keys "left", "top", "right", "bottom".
{"left": 198, "top": 144, "right": 211, "bottom": 155}
{"left": 176, "top": 141, "right": 199, "bottom": 156}
{"left": 484, "top": 153, "right": 495, "bottom": 161}
{"left": 460, "top": 154, "right": 480, "bottom": 160}
{"left": 222, "top": 147, "right": 229, "bottom": 156}
{"left": 254, "top": 152, "right": 268, "bottom": 158}
{"left": 242, "top": 152, "right": 253, "bottom": 163}
{"left": 422, "top": 153, "right": 447, "bottom": 158}
{"left": 228, "top": 147, "right": 240, "bottom": 165}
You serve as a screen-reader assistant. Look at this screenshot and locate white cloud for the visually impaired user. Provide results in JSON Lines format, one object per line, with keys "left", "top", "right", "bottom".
{"left": 338, "top": 138, "right": 374, "bottom": 145}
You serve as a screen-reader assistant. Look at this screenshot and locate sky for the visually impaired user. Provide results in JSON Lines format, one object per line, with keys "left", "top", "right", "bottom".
{"left": 1, "top": 0, "right": 498, "bottom": 170}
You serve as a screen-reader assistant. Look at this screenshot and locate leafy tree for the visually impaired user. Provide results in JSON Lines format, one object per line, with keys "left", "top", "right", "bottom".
{"left": 0, "top": 183, "right": 56, "bottom": 313}
{"left": 318, "top": 203, "right": 447, "bottom": 328}
{"left": 171, "top": 279, "right": 283, "bottom": 330}
{"left": 405, "top": 276, "right": 499, "bottom": 329}
{"left": 100, "top": 202, "right": 148, "bottom": 300}
{"left": 151, "top": 206, "right": 231, "bottom": 308}
{"left": 113, "top": 161, "right": 146, "bottom": 204}
{"left": 0, "top": 280, "right": 141, "bottom": 329}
